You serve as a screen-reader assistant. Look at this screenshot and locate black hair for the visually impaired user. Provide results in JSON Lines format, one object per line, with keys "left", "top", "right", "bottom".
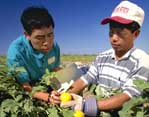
{"left": 21, "top": 6, "right": 55, "bottom": 35}
{"left": 109, "top": 21, "right": 140, "bottom": 33}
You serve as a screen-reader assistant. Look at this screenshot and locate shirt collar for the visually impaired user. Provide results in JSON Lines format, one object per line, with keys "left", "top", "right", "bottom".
{"left": 111, "top": 48, "right": 136, "bottom": 60}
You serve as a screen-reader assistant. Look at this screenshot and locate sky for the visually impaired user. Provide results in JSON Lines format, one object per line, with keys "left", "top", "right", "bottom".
{"left": 0, "top": 0, "right": 149, "bottom": 55}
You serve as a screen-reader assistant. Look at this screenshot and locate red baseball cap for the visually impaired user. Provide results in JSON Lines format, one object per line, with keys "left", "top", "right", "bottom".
{"left": 101, "top": 1, "right": 144, "bottom": 26}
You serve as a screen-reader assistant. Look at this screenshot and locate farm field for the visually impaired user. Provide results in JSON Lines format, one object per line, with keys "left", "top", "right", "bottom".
{"left": 0, "top": 55, "right": 6, "bottom": 64}
{"left": 61, "top": 54, "right": 96, "bottom": 62}
{"left": 0, "top": 55, "right": 148, "bottom": 117}
{"left": 0, "top": 54, "right": 96, "bottom": 65}
{"left": 0, "top": 55, "right": 96, "bottom": 116}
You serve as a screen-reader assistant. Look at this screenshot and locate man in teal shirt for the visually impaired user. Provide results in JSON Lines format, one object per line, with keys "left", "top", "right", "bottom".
{"left": 7, "top": 35, "right": 60, "bottom": 84}
{"left": 7, "top": 6, "right": 61, "bottom": 104}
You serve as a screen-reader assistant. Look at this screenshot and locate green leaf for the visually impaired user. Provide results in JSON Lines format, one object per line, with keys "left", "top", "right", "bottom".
{"left": 88, "top": 84, "right": 96, "bottom": 93}
{"left": 45, "top": 68, "right": 50, "bottom": 74}
{"left": 100, "top": 111, "right": 111, "bottom": 117}
{"left": 134, "top": 80, "right": 149, "bottom": 91}
{"left": 30, "top": 85, "right": 47, "bottom": 96}
{"left": 15, "top": 94, "right": 23, "bottom": 102}
{"left": 1, "top": 99, "right": 19, "bottom": 113}
{"left": 136, "top": 111, "right": 144, "bottom": 117}
{"left": 95, "top": 84, "right": 103, "bottom": 99}
{"left": 0, "top": 106, "right": 7, "bottom": 117}
{"left": 61, "top": 109, "right": 74, "bottom": 117}
{"left": 119, "top": 96, "right": 148, "bottom": 117}
{"left": 23, "top": 99, "right": 34, "bottom": 113}
{"left": 46, "top": 106, "right": 59, "bottom": 117}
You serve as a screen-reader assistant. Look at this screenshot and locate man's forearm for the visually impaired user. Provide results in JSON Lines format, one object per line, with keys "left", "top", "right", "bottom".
{"left": 33, "top": 91, "right": 61, "bottom": 104}
{"left": 80, "top": 93, "right": 130, "bottom": 116}
{"left": 68, "top": 79, "right": 87, "bottom": 94}
{"left": 97, "top": 93, "right": 130, "bottom": 110}
{"left": 33, "top": 92, "right": 49, "bottom": 102}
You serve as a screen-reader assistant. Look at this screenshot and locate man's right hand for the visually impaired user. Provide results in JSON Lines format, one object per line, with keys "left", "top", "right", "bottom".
{"left": 22, "top": 82, "right": 32, "bottom": 92}
{"left": 33, "top": 91, "right": 61, "bottom": 104}
{"left": 49, "top": 91, "right": 61, "bottom": 104}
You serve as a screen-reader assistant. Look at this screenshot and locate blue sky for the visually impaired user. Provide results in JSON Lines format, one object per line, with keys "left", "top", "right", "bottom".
{"left": 0, "top": 0, "right": 149, "bottom": 55}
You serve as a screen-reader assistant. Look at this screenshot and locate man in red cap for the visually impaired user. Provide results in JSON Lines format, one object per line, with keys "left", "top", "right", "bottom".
{"left": 59, "top": 1, "right": 149, "bottom": 116}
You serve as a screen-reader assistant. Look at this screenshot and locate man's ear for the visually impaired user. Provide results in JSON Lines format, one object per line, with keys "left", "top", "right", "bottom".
{"left": 134, "top": 29, "right": 140, "bottom": 37}
{"left": 24, "top": 31, "right": 31, "bottom": 40}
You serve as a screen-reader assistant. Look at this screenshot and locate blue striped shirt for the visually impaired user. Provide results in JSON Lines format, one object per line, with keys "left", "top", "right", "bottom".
{"left": 7, "top": 35, "right": 60, "bottom": 84}
{"left": 81, "top": 48, "right": 149, "bottom": 97}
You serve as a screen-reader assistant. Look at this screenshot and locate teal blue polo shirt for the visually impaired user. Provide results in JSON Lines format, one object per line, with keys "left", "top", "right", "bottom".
{"left": 7, "top": 35, "right": 60, "bottom": 84}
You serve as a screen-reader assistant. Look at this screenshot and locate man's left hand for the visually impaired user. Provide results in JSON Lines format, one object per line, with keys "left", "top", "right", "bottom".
{"left": 60, "top": 93, "right": 83, "bottom": 111}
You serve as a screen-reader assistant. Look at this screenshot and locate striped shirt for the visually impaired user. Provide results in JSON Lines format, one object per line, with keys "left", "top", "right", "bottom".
{"left": 81, "top": 48, "right": 149, "bottom": 98}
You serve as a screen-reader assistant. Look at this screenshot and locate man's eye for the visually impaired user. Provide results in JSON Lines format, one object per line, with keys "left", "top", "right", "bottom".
{"left": 119, "top": 32, "right": 126, "bottom": 36}
{"left": 47, "top": 33, "right": 53, "bottom": 37}
{"left": 36, "top": 37, "right": 44, "bottom": 40}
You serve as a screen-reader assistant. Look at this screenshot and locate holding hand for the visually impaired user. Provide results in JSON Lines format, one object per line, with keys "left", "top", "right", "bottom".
{"left": 60, "top": 93, "right": 83, "bottom": 111}
{"left": 49, "top": 90, "right": 61, "bottom": 104}
{"left": 33, "top": 90, "right": 61, "bottom": 104}
{"left": 60, "top": 93, "right": 98, "bottom": 117}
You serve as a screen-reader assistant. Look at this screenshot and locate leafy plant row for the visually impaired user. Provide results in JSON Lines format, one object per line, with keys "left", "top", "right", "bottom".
{"left": 0, "top": 65, "right": 74, "bottom": 117}
{"left": 0, "top": 63, "right": 149, "bottom": 117}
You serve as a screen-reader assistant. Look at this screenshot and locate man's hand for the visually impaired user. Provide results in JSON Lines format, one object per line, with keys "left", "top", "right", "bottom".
{"left": 33, "top": 91, "right": 61, "bottom": 104}
{"left": 49, "top": 90, "right": 61, "bottom": 104}
{"left": 60, "top": 93, "right": 83, "bottom": 111}
{"left": 22, "top": 82, "right": 32, "bottom": 92}
{"left": 61, "top": 93, "right": 98, "bottom": 117}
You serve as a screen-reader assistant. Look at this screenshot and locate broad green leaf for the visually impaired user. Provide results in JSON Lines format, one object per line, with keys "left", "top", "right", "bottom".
{"left": 23, "top": 99, "right": 34, "bottom": 113}
{"left": 134, "top": 80, "right": 149, "bottom": 91}
{"left": 15, "top": 94, "right": 23, "bottom": 102}
{"left": 119, "top": 96, "right": 148, "bottom": 117}
{"left": 61, "top": 109, "right": 74, "bottom": 117}
{"left": 136, "top": 111, "right": 144, "bottom": 117}
{"left": 1, "top": 99, "right": 19, "bottom": 113}
{"left": 46, "top": 106, "right": 59, "bottom": 117}
{"left": 0, "top": 111, "right": 7, "bottom": 117}
{"left": 100, "top": 111, "right": 111, "bottom": 117}
{"left": 30, "top": 85, "right": 47, "bottom": 96}
{"left": 95, "top": 84, "right": 103, "bottom": 99}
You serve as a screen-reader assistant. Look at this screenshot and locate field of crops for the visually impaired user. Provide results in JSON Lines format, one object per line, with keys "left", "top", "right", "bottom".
{"left": 0, "top": 55, "right": 95, "bottom": 117}
{"left": 61, "top": 54, "right": 96, "bottom": 63}
{"left": 0, "top": 55, "right": 148, "bottom": 117}
{"left": 0, "top": 54, "right": 96, "bottom": 65}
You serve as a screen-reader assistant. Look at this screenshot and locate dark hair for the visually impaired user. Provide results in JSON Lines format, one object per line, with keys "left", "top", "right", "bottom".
{"left": 21, "top": 6, "right": 55, "bottom": 35}
{"left": 109, "top": 21, "right": 140, "bottom": 33}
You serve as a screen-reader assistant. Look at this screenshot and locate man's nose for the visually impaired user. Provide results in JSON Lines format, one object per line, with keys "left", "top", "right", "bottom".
{"left": 111, "top": 34, "right": 119, "bottom": 42}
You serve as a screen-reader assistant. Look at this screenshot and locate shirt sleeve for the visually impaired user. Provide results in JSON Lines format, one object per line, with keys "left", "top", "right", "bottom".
{"left": 7, "top": 45, "right": 30, "bottom": 84}
{"left": 122, "top": 66, "right": 149, "bottom": 98}
{"left": 54, "top": 42, "right": 61, "bottom": 68}
{"left": 81, "top": 57, "right": 99, "bottom": 85}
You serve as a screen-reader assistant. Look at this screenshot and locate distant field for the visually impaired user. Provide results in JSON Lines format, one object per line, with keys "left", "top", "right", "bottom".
{"left": 61, "top": 54, "right": 96, "bottom": 64}
{"left": 0, "top": 54, "right": 96, "bottom": 65}
{"left": 0, "top": 55, "right": 6, "bottom": 64}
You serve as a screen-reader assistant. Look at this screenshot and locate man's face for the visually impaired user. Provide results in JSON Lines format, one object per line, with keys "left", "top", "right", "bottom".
{"left": 25, "top": 25, "right": 54, "bottom": 53}
{"left": 109, "top": 24, "right": 139, "bottom": 56}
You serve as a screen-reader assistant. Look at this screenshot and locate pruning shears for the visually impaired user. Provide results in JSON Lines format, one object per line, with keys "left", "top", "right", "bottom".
{"left": 57, "top": 80, "right": 74, "bottom": 93}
